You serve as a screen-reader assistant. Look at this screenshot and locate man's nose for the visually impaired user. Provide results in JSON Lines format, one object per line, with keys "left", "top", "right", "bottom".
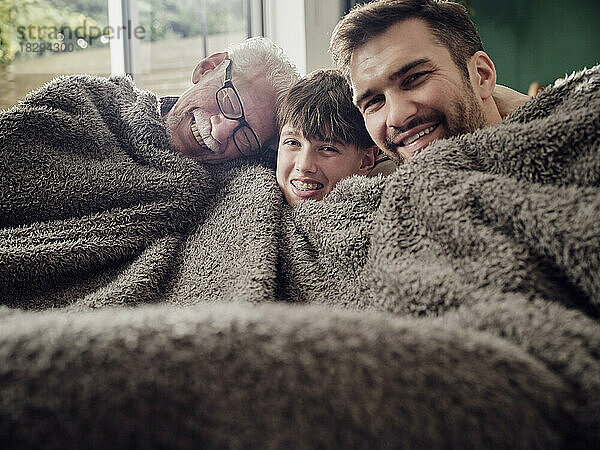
{"left": 295, "top": 147, "right": 317, "bottom": 173}
{"left": 385, "top": 94, "right": 418, "bottom": 130}
{"left": 210, "top": 114, "right": 239, "bottom": 144}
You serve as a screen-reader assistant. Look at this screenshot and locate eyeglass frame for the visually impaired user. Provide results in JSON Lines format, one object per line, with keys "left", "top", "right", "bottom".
{"left": 215, "top": 59, "right": 261, "bottom": 157}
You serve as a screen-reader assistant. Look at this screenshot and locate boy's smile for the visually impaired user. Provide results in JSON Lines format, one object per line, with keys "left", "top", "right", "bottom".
{"left": 291, "top": 179, "right": 325, "bottom": 192}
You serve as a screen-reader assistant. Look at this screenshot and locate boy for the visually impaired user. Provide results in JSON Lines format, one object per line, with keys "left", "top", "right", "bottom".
{"left": 276, "top": 69, "right": 383, "bottom": 206}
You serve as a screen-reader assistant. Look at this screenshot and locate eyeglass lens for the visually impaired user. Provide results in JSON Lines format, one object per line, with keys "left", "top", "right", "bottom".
{"left": 217, "top": 88, "right": 243, "bottom": 119}
{"left": 234, "top": 126, "right": 260, "bottom": 155}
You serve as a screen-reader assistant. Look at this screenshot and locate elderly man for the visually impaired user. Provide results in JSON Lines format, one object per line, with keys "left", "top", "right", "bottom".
{"left": 330, "top": 0, "right": 527, "bottom": 163}
{"left": 162, "top": 37, "right": 299, "bottom": 163}
{"left": 0, "top": 37, "right": 298, "bottom": 230}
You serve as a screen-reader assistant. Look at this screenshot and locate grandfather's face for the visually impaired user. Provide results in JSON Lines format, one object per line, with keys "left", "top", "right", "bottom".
{"left": 350, "top": 19, "right": 485, "bottom": 163}
{"left": 165, "top": 57, "right": 277, "bottom": 163}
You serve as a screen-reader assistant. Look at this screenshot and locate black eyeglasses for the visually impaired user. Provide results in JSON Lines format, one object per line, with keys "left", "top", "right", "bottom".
{"left": 215, "top": 59, "right": 261, "bottom": 157}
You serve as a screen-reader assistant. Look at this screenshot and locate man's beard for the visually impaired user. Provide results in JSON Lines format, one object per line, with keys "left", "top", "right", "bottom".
{"left": 385, "top": 81, "right": 486, "bottom": 164}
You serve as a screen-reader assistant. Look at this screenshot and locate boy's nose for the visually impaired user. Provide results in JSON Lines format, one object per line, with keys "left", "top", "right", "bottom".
{"left": 295, "top": 148, "right": 317, "bottom": 173}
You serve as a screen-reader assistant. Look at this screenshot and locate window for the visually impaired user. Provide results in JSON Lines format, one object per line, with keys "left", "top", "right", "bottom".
{"left": 136, "top": 0, "right": 255, "bottom": 96}
{"left": 0, "top": 0, "right": 110, "bottom": 109}
{"left": 0, "top": 0, "right": 261, "bottom": 109}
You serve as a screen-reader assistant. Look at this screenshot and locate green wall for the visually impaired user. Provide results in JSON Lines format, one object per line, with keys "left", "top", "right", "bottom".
{"left": 469, "top": 0, "right": 600, "bottom": 92}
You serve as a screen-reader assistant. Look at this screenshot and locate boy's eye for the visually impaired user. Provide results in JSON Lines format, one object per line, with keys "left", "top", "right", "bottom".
{"left": 321, "top": 145, "right": 340, "bottom": 153}
{"left": 282, "top": 138, "right": 301, "bottom": 148}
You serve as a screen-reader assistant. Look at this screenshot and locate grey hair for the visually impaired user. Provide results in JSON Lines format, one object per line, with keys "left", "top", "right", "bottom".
{"left": 226, "top": 37, "right": 300, "bottom": 108}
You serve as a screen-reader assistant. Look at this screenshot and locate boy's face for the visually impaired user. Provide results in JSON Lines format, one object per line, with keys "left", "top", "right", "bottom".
{"left": 276, "top": 125, "right": 375, "bottom": 206}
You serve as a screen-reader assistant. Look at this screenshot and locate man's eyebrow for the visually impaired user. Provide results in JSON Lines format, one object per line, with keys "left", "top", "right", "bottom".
{"left": 355, "top": 58, "right": 432, "bottom": 108}
{"left": 354, "top": 89, "right": 374, "bottom": 109}
{"left": 390, "top": 58, "right": 431, "bottom": 80}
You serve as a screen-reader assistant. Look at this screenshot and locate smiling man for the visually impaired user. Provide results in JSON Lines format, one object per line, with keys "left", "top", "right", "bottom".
{"left": 330, "top": 0, "right": 508, "bottom": 163}
{"left": 163, "top": 37, "right": 299, "bottom": 163}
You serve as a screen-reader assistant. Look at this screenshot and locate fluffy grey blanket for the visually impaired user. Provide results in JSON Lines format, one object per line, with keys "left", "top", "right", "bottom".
{"left": 1, "top": 66, "right": 599, "bottom": 449}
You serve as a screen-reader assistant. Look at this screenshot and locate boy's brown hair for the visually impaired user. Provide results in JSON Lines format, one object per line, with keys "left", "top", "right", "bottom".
{"left": 276, "top": 69, "right": 375, "bottom": 150}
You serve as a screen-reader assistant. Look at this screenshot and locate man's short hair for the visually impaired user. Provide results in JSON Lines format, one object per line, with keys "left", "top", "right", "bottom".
{"left": 227, "top": 37, "right": 300, "bottom": 116}
{"left": 277, "top": 69, "right": 375, "bottom": 150}
{"left": 330, "top": 0, "right": 483, "bottom": 79}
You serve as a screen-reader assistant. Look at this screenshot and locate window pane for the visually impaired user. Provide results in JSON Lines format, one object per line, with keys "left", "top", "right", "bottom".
{"left": 138, "top": 0, "right": 248, "bottom": 96}
{"left": 0, "top": 0, "right": 111, "bottom": 109}
{"left": 0, "top": 0, "right": 253, "bottom": 109}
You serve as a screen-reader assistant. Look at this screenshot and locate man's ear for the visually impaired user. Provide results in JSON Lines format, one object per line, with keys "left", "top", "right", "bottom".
{"left": 191, "top": 51, "right": 229, "bottom": 84}
{"left": 357, "top": 146, "right": 378, "bottom": 175}
{"left": 468, "top": 51, "right": 497, "bottom": 100}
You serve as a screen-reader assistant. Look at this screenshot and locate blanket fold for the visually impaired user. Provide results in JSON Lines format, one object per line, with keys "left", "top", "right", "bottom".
{"left": 1, "top": 66, "right": 599, "bottom": 448}
{"left": 0, "top": 303, "right": 585, "bottom": 449}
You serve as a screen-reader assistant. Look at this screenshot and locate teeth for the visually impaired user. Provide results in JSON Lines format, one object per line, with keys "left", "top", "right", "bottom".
{"left": 190, "top": 121, "right": 204, "bottom": 145}
{"left": 191, "top": 114, "right": 221, "bottom": 154}
{"left": 402, "top": 125, "right": 437, "bottom": 146}
{"left": 292, "top": 180, "right": 323, "bottom": 191}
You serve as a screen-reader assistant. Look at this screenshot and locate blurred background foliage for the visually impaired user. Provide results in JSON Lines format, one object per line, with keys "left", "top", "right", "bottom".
{"left": 0, "top": 0, "right": 98, "bottom": 62}
{"left": 140, "top": 0, "right": 244, "bottom": 41}
{"left": 0, "top": 0, "right": 244, "bottom": 63}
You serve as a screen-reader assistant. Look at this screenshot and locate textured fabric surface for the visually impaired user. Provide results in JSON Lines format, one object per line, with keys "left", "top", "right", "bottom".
{"left": 1, "top": 67, "right": 599, "bottom": 449}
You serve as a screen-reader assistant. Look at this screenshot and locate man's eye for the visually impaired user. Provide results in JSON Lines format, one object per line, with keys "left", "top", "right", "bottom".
{"left": 219, "top": 92, "right": 235, "bottom": 113}
{"left": 363, "top": 96, "right": 383, "bottom": 112}
{"left": 321, "top": 146, "right": 340, "bottom": 154}
{"left": 403, "top": 71, "right": 430, "bottom": 87}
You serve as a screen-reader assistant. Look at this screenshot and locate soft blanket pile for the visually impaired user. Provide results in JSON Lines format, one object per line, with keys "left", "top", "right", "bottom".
{"left": 1, "top": 66, "right": 599, "bottom": 449}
